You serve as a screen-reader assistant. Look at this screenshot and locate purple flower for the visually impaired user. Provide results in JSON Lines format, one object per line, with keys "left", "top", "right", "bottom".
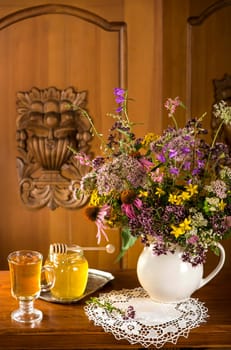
{"left": 92, "top": 156, "right": 105, "bottom": 169}
{"left": 128, "top": 205, "right": 156, "bottom": 237}
{"left": 181, "top": 147, "right": 190, "bottom": 154}
{"left": 115, "top": 96, "right": 125, "bottom": 104}
{"left": 169, "top": 149, "right": 178, "bottom": 158}
{"left": 156, "top": 153, "right": 166, "bottom": 163}
{"left": 192, "top": 168, "right": 200, "bottom": 175}
{"left": 114, "top": 88, "right": 126, "bottom": 113}
{"left": 183, "top": 161, "right": 191, "bottom": 170}
{"left": 197, "top": 160, "right": 205, "bottom": 169}
{"left": 184, "top": 135, "right": 191, "bottom": 141}
{"left": 114, "top": 87, "right": 125, "bottom": 98}
{"left": 124, "top": 305, "right": 136, "bottom": 319}
{"left": 115, "top": 105, "right": 123, "bottom": 113}
{"left": 162, "top": 204, "right": 186, "bottom": 224}
{"left": 169, "top": 167, "right": 179, "bottom": 175}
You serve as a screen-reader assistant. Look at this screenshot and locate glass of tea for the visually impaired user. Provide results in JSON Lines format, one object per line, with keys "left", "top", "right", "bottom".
{"left": 8, "top": 250, "right": 54, "bottom": 324}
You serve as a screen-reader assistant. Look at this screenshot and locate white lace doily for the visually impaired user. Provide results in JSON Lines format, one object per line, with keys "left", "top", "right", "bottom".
{"left": 85, "top": 287, "right": 208, "bottom": 348}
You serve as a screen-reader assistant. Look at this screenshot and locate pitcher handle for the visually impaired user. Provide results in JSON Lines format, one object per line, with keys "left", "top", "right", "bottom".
{"left": 199, "top": 243, "right": 225, "bottom": 289}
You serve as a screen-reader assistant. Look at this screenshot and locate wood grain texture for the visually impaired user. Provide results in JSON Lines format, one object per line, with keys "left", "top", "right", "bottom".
{"left": 0, "top": 269, "right": 230, "bottom": 349}
{"left": 0, "top": 0, "right": 163, "bottom": 271}
{"left": 0, "top": 0, "right": 230, "bottom": 273}
{"left": 162, "top": 0, "right": 231, "bottom": 274}
{"left": 0, "top": 0, "right": 125, "bottom": 270}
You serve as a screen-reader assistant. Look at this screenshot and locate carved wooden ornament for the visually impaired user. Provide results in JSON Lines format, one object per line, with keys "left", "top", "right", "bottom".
{"left": 16, "top": 86, "right": 92, "bottom": 210}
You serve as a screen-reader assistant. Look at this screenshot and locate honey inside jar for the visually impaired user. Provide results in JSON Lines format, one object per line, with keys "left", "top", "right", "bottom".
{"left": 46, "top": 249, "right": 88, "bottom": 301}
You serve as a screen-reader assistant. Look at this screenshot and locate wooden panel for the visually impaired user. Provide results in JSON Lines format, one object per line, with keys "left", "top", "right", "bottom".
{"left": 188, "top": 0, "right": 231, "bottom": 270}
{"left": 0, "top": 3, "right": 124, "bottom": 270}
{"left": 162, "top": 0, "right": 231, "bottom": 274}
{"left": 189, "top": 1, "right": 231, "bottom": 128}
{"left": 123, "top": 0, "right": 163, "bottom": 268}
{"left": 0, "top": 0, "right": 164, "bottom": 271}
{"left": 162, "top": 0, "right": 190, "bottom": 128}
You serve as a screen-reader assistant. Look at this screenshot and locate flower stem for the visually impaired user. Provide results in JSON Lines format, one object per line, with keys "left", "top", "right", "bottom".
{"left": 211, "top": 119, "right": 224, "bottom": 149}
{"left": 75, "top": 106, "right": 109, "bottom": 153}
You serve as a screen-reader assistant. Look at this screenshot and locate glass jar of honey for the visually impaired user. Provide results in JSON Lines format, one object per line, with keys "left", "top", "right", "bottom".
{"left": 46, "top": 246, "right": 88, "bottom": 301}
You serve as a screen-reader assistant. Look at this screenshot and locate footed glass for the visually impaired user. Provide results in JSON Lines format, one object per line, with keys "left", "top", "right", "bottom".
{"left": 8, "top": 250, "right": 54, "bottom": 324}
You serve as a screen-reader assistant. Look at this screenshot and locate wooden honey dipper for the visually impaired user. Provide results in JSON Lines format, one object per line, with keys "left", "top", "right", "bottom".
{"left": 49, "top": 243, "right": 115, "bottom": 255}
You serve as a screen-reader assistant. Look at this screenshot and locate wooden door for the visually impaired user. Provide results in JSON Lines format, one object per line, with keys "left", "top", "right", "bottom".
{"left": 163, "top": 0, "right": 231, "bottom": 273}
{"left": 0, "top": 1, "right": 125, "bottom": 269}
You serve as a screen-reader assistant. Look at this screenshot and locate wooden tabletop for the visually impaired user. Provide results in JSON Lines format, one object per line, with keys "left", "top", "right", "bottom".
{"left": 0, "top": 268, "right": 230, "bottom": 350}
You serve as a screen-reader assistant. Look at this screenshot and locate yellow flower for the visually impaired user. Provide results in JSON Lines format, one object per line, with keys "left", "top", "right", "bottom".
{"left": 170, "top": 225, "right": 185, "bottom": 238}
{"left": 179, "top": 191, "right": 191, "bottom": 201}
{"left": 168, "top": 193, "right": 178, "bottom": 204}
{"left": 139, "top": 190, "right": 149, "bottom": 198}
{"left": 179, "top": 218, "right": 192, "bottom": 231}
{"left": 175, "top": 196, "right": 184, "bottom": 205}
{"left": 185, "top": 184, "right": 198, "bottom": 196}
{"left": 170, "top": 218, "right": 191, "bottom": 238}
{"left": 155, "top": 187, "right": 165, "bottom": 197}
{"left": 142, "top": 133, "right": 159, "bottom": 147}
{"left": 218, "top": 199, "right": 226, "bottom": 211}
{"left": 89, "top": 190, "right": 101, "bottom": 206}
{"left": 168, "top": 193, "right": 183, "bottom": 205}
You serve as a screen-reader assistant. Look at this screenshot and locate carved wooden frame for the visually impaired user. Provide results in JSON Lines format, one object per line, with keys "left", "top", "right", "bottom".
{"left": 188, "top": 0, "right": 231, "bottom": 26}
{"left": 186, "top": 0, "right": 231, "bottom": 114}
{"left": 0, "top": 4, "right": 127, "bottom": 88}
{"left": 0, "top": 4, "right": 127, "bottom": 210}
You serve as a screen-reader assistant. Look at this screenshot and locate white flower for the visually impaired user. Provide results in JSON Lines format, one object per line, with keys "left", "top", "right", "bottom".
{"left": 213, "top": 100, "right": 231, "bottom": 125}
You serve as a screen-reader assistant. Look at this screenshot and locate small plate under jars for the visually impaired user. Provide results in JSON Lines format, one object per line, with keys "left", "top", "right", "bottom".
{"left": 39, "top": 269, "right": 114, "bottom": 304}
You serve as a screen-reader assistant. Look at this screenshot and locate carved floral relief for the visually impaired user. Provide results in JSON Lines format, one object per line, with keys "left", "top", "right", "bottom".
{"left": 16, "top": 86, "right": 92, "bottom": 210}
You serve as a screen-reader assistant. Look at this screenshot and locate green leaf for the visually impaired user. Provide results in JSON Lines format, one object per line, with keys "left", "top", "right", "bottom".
{"left": 115, "top": 227, "right": 137, "bottom": 261}
{"left": 211, "top": 244, "right": 220, "bottom": 256}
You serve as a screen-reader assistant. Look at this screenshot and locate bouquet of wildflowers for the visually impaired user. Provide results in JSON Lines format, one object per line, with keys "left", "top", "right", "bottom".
{"left": 73, "top": 88, "right": 231, "bottom": 266}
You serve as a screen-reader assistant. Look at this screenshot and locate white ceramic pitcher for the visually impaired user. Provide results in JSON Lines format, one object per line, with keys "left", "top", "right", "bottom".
{"left": 137, "top": 243, "right": 225, "bottom": 303}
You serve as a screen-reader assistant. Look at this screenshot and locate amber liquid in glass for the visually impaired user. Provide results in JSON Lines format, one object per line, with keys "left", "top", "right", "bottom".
{"left": 8, "top": 253, "right": 42, "bottom": 299}
{"left": 48, "top": 251, "right": 88, "bottom": 300}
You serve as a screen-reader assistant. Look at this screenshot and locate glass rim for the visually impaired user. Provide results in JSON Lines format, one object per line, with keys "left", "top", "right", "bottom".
{"left": 7, "top": 250, "right": 43, "bottom": 262}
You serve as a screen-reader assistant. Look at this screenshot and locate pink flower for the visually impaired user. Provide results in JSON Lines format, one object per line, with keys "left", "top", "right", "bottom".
{"left": 164, "top": 97, "right": 181, "bottom": 117}
{"left": 95, "top": 205, "right": 111, "bottom": 244}
{"left": 121, "top": 198, "right": 143, "bottom": 219}
{"left": 74, "top": 152, "right": 91, "bottom": 166}
{"left": 85, "top": 205, "right": 110, "bottom": 244}
{"left": 187, "top": 235, "right": 199, "bottom": 244}
{"left": 138, "top": 157, "right": 154, "bottom": 170}
{"left": 150, "top": 168, "right": 164, "bottom": 183}
{"left": 122, "top": 203, "right": 136, "bottom": 218}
